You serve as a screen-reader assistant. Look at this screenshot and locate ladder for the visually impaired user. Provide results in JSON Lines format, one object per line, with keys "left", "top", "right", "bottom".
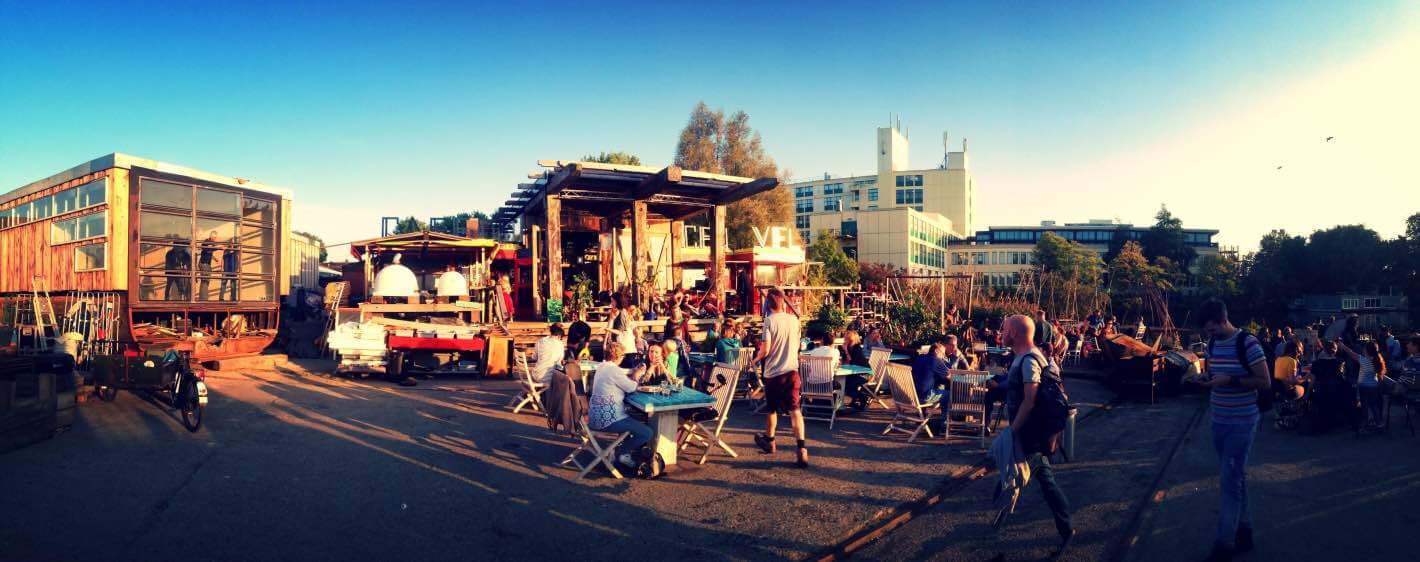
{"left": 20, "top": 275, "right": 58, "bottom": 354}
{"left": 317, "top": 281, "right": 347, "bottom": 357}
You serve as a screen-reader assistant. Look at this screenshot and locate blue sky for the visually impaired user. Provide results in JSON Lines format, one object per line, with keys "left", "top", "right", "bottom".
{"left": 2, "top": 0, "right": 1415, "bottom": 252}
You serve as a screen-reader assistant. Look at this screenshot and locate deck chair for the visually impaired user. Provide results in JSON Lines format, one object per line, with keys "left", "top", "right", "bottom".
{"left": 731, "top": 347, "right": 766, "bottom": 412}
{"left": 507, "top": 350, "right": 545, "bottom": 414}
{"left": 863, "top": 347, "right": 892, "bottom": 409}
{"left": 560, "top": 418, "right": 629, "bottom": 480}
{"left": 882, "top": 363, "right": 936, "bottom": 442}
{"left": 944, "top": 370, "right": 991, "bottom": 448}
{"left": 678, "top": 364, "right": 741, "bottom": 464}
{"left": 799, "top": 355, "right": 842, "bottom": 429}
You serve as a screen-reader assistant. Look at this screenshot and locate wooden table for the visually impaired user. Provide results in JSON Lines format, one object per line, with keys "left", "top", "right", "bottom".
{"left": 624, "top": 387, "right": 715, "bottom": 465}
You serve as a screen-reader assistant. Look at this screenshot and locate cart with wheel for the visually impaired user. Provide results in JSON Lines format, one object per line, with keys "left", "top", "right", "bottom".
{"left": 90, "top": 341, "right": 208, "bottom": 432}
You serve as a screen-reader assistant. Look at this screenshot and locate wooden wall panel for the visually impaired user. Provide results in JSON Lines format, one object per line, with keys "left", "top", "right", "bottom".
{"left": 0, "top": 169, "right": 116, "bottom": 294}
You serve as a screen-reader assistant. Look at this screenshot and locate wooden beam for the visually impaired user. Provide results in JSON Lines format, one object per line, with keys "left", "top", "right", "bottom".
{"left": 710, "top": 206, "right": 726, "bottom": 308}
{"left": 631, "top": 200, "right": 649, "bottom": 308}
{"left": 715, "top": 177, "right": 779, "bottom": 205}
{"left": 530, "top": 223, "right": 541, "bottom": 317}
{"left": 634, "top": 165, "right": 682, "bottom": 199}
{"left": 546, "top": 195, "right": 563, "bottom": 316}
{"left": 599, "top": 219, "right": 614, "bottom": 298}
{"left": 543, "top": 162, "right": 582, "bottom": 195}
{"left": 669, "top": 219, "right": 683, "bottom": 288}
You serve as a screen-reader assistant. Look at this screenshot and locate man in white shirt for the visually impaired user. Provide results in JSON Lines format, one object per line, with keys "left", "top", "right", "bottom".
{"left": 752, "top": 287, "right": 810, "bottom": 468}
{"left": 532, "top": 324, "right": 567, "bottom": 385}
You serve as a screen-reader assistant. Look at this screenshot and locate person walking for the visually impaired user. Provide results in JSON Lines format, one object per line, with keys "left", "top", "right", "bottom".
{"left": 1198, "top": 298, "right": 1270, "bottom": 561}
{"left": 751, "top": 287, "right": 810, "bottom": 468}
{"left": 998, "top": 314, "right": 1074, "bottom": 557}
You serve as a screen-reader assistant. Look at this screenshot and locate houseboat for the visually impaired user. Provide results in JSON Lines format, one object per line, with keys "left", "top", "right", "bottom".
{"left": 0, "top": 153, "right": 292, "bottom": 359}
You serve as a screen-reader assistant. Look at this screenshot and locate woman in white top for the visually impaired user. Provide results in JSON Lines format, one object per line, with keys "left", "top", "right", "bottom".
{"left": 588, "top": 342, "right": 653, "bottom": 466}
{"left": 1338, "top": 340, "right": 1392, "bottom": 429}
{"left": 607, "top": 293, "right": 641, "bottom": 369}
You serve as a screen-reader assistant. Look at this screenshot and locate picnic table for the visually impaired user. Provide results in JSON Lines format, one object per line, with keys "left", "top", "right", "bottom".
{"left": 625, "top": 387, "right": 715, "bottom": 465}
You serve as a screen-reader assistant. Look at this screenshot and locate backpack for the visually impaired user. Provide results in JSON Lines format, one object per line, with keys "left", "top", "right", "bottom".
{"left": 1017, "top": 351, "right": 1071, "bottom": 455}
{"left": 1207, "top": 330, "right": 1274, "bottom": 413}
{"left": 631, "top": 447, "right": 664, "bottom": 479}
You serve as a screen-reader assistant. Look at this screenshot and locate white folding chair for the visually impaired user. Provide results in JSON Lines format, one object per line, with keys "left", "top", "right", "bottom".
{"left": 944, "top": 370, "right": 991, "bottom": 448}
{"left": 799, "top": 355, "right": 842, "bottom": 429}
{"left": 679, "top": 365, "right": 741, "bottom": 464}
{"left": 882, "top": 363, "right": 936, "bottom": 442}
{"left": 507, "top": 350, "right": 545, "bottom": 414}
{"left": 863, "top": 347, "right": 892, "bottom": 409}
{"left": 560, "top": 419, "right": 629, "bottom": 480}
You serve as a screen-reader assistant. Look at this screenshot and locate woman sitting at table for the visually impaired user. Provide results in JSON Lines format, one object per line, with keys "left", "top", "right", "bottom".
{"left": 643, "top": 344, "right": 674, "bottom": 385}
{"left": 589, "top": 342, "right": 652, "bottom": 468}
{"left": 715, "top": 320, "right": 742, "bottom": 365}
{"left": 844, "top": 329, "right": 868, "bottom": 368}
{"left": 1274, "top": 340, "right": 1308, "bottom": 400}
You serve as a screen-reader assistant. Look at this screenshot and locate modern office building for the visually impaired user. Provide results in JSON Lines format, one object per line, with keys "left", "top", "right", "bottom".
{"left": 789, "top": 119, "right": 976, "bottom": 275}
{"left": 947, "top": 219, "right": 1221, "bottom": 289}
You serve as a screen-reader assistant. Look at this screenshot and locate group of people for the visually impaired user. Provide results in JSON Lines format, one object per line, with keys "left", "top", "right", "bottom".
{"left": 1258, "top": 320, "right": 1420, "bottom": 433}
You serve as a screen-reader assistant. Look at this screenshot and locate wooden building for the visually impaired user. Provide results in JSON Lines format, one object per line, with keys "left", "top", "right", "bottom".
{"left": 487, "top": 160, "right": 778, "bottom": 318}
{"left": 0, "top": 153, "right": 292, "bottom": 358}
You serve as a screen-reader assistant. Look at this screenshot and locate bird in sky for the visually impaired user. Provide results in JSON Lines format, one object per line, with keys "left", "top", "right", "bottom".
{"left": 1325, "top": 136, "right": 1335, "bottom": 142}
{"left": 1276, "top": 165, "right": 1284, "bottom": 170}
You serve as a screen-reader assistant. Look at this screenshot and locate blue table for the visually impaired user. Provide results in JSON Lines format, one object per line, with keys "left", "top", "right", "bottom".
{"left": 625, "top": 387, "right": 715, "bottom": 465}
{"left": 835, "top": 364, "right": 874, "bottom": 377}
{"left": 889, "top": 353, "right": 910, "bottom": 362}
{"left": 688, "top": 352, "right": 716, "bottom": 365}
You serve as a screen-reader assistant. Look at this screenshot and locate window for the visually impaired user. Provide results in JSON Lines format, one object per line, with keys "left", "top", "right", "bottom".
{"left": 137, "top": 178, "right": 278, "bottom": 303}
{"left": 1363, "top": 297, "right": 1381, "bottom": 308}
{"left": 822, "top": 197, "right": 841, "bottom": 212}
{"left": 895, "top": 174, "right": 923, "bottom": 187}
{"left": 795, "top": 199, "right": 814, "bottom": 213}
{"left": 0, "top": 208, "right": 10, "bottom": 228}
{"left": 140, "top": 211, "right": 193, "bottom": 241}
{"left": 1342, "top": 298, "right": 1360, "bottom": 309}
{"left": 53, "top": 189, "right": 78, "bottom": 215}
{"left": 13, "top": 202, "right": 30, "bottom": 225}
{"left": 142, "top": 180, "right": 194, "bottom": 209}
{"left": 74, "top": 242, "right": 106, "bottom": 271}
{"left": 51, "top": 211, "right": 107, "bottom": 245}
{"left": 76, "top": 179, "right": 105, "bottom": 209}
{"left": 197, "top": 188, "right": 241, "bottom": 216}
{"left": 823, "top": 183, "right": 844, "bottom": 195}
{"left": 841, "top": 220, "right": 857, "bottom": 238}
{"left": 895, "top": 188, "right": 923, "bottom": 205}
{"left": 795, "top": 216, "right": 810, "bottom": 229}
{"left": 794, "top": 185, "right": 814, "bottom": 198}
{"left": 868, "top": 188, "right": 878, "bottom": 202}
{"left": 851, "top": 190, "right": 861, "bottom": 202}
{"left": 32, "top": 196, "right": 52, "bottom": 220}
{"left": 244, "top": 198, "right": 275, "bottom": 223}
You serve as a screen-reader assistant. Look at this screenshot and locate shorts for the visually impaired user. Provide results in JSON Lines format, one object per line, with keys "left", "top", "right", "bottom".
{"left": 763, "top": 370, "right": 801, "bottom": 414}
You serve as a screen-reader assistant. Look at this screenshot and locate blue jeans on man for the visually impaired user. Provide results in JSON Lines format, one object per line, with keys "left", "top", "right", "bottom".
{"left": 601, "top": 417, "right": 653, "bottom": 457}
{"left": 1212, "top": 420, "right": 1257, "bottom": 548}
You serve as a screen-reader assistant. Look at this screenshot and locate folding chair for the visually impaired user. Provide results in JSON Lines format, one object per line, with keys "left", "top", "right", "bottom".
{"left": 944, "top": 370, "right": 991, "bottom": 448}
{"left": 679, "top": 365, "right": 741, "bottom": 464}
{"left": 863, "top": 347, "right": 893, "bottom": 409}
{"left": 507, "top": 350, "right": 545, "bottom": 414}
{"left": 799, "top": 355, "right": 843, "bottom": 429}
{"left": 882, "top": 363, "right": 936, "bottom": 442}
{"left": 560, "top": 419, "right": 629, "bottom": 479}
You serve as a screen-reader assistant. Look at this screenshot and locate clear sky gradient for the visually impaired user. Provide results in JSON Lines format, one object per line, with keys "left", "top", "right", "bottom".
{"left": 2, "top": 1, "right": 1416, "bottom": 254}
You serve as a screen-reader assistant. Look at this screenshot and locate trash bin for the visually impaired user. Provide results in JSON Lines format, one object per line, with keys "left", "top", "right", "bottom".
{"left": 1062, "top": 407, "right": 1078, "bottom": 463}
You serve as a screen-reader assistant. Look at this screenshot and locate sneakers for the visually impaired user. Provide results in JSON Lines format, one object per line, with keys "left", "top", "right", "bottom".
{"left": 1235, "top": 527, "right": 1253, "bottom": 553}
{"left": 795, "top": 440, "right": 810, "bottom": 468}
{"left": 617, "top": 453, "right": 635, "bottom": 467}
{"left": 754, "top": 433, "right": 776, "bottom": 454}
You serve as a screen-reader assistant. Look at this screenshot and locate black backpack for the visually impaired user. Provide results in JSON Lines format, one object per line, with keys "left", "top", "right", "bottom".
{"left": 1018, "top": 351, "right": 1072, "bottom": 455}
{"left": 631, "top": 447, "right": 664, "bottom": 479}
{"left": 1207, "top": 330, "right": 1274, "bottom": 413}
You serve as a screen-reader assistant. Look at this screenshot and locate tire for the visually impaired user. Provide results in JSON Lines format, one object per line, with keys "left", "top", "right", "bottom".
{"left": 180, "top": 379, "right": 203, "bottom": 432}
{"left": 97, "top": 385, "right": 118, "bottom": 402}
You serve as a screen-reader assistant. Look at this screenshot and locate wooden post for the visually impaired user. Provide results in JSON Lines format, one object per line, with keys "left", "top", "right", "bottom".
{"left": 967, "top": 274, "right": 975, "bottom": 322}
{"left": 669, "top": 220, "right": 683, "bottom": 289}
{"left": 940, "top": 276, "right": 946, "bottom": 332}
{"left": 530, "top": 223, "right": 541, "bottom": 316}
{"left": 631, "top": 201, "right": 649, "bottom": 309}
{"left": 545, "top": 195, "right": 563, "bottom": 312}
{"left": 710, "top": 206, "right": 726, "bottom": 313}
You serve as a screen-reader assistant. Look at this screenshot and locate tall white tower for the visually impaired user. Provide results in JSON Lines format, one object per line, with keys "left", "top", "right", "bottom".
{"left": 877, "top": 116, "right": 910, "bottom": 178}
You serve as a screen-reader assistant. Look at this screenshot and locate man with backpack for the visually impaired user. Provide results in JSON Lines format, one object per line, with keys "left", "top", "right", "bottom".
{"left": 999, "top": 314, "right": 1074, "bottom": 557}
{"left": 1197, "top": 299, "right": 1271, "bottom": 561}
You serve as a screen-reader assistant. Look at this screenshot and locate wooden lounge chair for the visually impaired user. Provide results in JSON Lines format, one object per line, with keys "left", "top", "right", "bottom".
{"left": 863, "top": 347, "right": 892, "bottom": 409}
{"left": 799, "top": 355, "right": 842, "bottom": 429}
{"left": 507, "top": 350, "right": 545, "bottom": 414}
{"left": 560, "top": 419, "right": 629, "bottom": 479}
{"left": 944, "top": 370, "right": 991, "bottom": 448}
{"left": 678, "top": 364, "right": 741, "bottom": 464}
{"left": 882, "top": 363, "right": 935, "bottom": 442}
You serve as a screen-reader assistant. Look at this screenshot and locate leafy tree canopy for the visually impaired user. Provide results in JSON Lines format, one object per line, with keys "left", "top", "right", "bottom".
{"left": 673, "top": 101, "right": 791, "bottom": 249}
{"left": 583, "top": 151, "right": 642, "bottom": 166}
{"left": 807, "top": 230, "right": 859, "bottom": 287}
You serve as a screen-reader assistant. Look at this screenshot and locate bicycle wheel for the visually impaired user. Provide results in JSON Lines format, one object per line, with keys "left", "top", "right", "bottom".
{"left": 179, "top": 379, "right": 204, "bottom": 432}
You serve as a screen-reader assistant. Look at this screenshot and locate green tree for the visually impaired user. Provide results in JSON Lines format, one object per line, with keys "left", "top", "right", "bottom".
{"left": 1109, "top": 240, "right": 1172, "bottom": 318}
{"left": 1193, "top": 253, "right": 1241, "bottom": 298}
{"left": 807, "top": 230, "right": 859, "bottom": 287}
{"left": 1140, "top": 205, "right": 1197, "bottom": 269}
{"left": 1304, "top": 224, "right": 1385, "bottom": 293}
{"left": 429, "top": 211, "right": 491, "bottom": 236}
{"left": 1034, "top": 231, "right": 1103, "bottom": 286}
{"left": 858, "top": 261, "right": 897, "bottom": 290}
{"left": 673, "top": 101, "right": 792, "bottom": 249}
{"left": 393, "top": 216, "right": 427, "bottom": 235}
{"left": 1240, "top": 229, "right": 1308, "bottom": 324}
{"left": 582, "top": 151, "right": 642, "bottom": 166}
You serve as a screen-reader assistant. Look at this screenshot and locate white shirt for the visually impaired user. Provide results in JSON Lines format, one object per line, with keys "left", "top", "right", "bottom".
{"left": 607, "top": 311, "right": 638, "bottom": 357}
{"left": 588, "top": 361, "right": 639, "bottom": 430}
{"left": 761, "top": 312, "right": 801, "bottom": 378}
{"left": 804, "top": 345, "right": 840, "bottom": 371}
{"left": 532, "top": 336, "right": 565, "bottom": 385}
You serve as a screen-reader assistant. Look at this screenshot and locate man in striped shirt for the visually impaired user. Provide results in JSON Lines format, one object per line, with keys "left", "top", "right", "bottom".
{"left": 1198, "top": 299, "right": 1270, "bottom": 562}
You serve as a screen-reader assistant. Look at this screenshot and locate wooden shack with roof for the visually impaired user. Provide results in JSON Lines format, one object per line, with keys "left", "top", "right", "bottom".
{"left": 0, "top": 153, "right": 292, "bottom": 359}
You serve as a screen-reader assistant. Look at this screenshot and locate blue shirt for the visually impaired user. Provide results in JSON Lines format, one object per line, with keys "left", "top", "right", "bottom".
{"left": 1208, "top": 331, "right": 1267, "bottom": 424}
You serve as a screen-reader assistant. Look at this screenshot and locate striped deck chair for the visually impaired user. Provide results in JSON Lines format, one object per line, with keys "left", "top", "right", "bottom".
{"left": 944, "top": 369, "right": 991, "bottom": 448}
{"left": 882, "top": 363, "right": 935, "bottom": 442}
{"left": 678, "top": 364, "right": 741, "bottom": 464}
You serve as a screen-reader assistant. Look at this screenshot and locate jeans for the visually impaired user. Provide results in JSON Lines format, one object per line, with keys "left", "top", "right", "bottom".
{"left": 601, "top": 417, "right": 653, "bottom": 457}
{"left": 1359, "top": 384, "right": 1382, "bottom": 425}
{"left": 1212, "top": 420, "right": 1257, "bottom": 547}
{"left": 1029, "top": 453, "right": 1073, "bottom": 539}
